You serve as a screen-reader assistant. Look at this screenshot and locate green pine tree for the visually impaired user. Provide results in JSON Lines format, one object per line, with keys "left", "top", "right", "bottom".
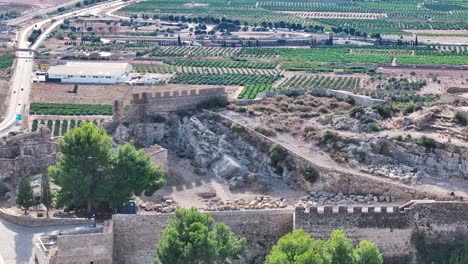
{"left": 16, "top": 174, "right": 34, "bottom": 215}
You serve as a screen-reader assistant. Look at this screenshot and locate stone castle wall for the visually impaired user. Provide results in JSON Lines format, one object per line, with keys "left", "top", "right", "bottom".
{"left": 295, "top": 201, "right": 468, "bottom": 262}
{"left": 43, "top": 201, "right": 468, "bottom": 264}
{"left": 112, "top": 209, "right": 294, "bottom": 264}
{"left": 51, "top": 221, "right": 114, "bottom": 264}
{"left": 129, "top": 88, "right": 227, "bottom": 121}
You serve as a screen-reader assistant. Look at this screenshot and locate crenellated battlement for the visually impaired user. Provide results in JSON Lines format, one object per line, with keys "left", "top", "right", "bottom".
{"left": 131, "top": 87, "right": 226, "bottom": 105}
{"left": 295, "top": 205, "right": 403, "bottom": 215}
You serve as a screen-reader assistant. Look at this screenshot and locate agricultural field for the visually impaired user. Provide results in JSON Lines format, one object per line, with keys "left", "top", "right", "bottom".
{"left": 165, "top": 60, "right": 277, "bottom": 69}
{"left": 31, "top": 118, "right": 106, "bottom": 136}
{"left": 121, "top": 0, "right": 468, "bottom": 35}
{"left": 134, "top": 65, "right": 178, "bottom": 74}
{"left": 0, "top": 54, "right": 14, "bottom": 69}
{"left": 279, "top": 75, "right": 361, "bottom": 90}
{"left": 238, "top": 85, "right": 277, "bottom": 99}
{"left": 169, "top": 73, "right": 281, "bottom": 86}
{"left": 29, "top": 103, "right": 113, "bottom": 115}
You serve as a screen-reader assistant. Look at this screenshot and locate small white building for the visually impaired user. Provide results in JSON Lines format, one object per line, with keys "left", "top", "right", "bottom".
{"left": 46, "top": 61, "right": 133, "bottom": 84}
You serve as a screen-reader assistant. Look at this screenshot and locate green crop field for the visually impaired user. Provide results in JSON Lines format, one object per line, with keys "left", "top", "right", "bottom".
{"left": 169, "top": 72, "right": 281, "bottom": 85}
{"left": 121, "top": 0, "right": 468, "bottom": 35}
{"left": 29, "top": 103, "right": 113, "bottom": 115}
{"left": 0, "top": 54, "right": 14, "bottom": 69}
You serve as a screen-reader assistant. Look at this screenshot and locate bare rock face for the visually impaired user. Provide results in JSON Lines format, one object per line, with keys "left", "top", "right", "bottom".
{"left": 212, "top": 154, "right": 249, "bottom": 180}
{"left": 347, "top": 137, "right": 468, "bottom": 180}
{"left": 115, "top": 113, "right": 281, "bottom": 190}
{"left": 393, "top": 109, "right": 435, "bottom": 130}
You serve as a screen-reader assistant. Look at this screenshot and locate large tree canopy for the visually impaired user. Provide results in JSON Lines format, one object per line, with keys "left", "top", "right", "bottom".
{"left": 265, "top": 229, "right": 382, "bottom": 264}
{"left": 156, "top": 208, "right": 246, "bottom": 264}
{"left": 49, "top": 123, "right": 165, "bottom": 214}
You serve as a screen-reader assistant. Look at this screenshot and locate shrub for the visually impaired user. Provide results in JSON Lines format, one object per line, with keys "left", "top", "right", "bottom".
{"left": 372, "top": 105, "right": 392, "bottom": 119}
{"left": 370, "top": 123, "right": 380, "bottom": 132}
{"left": 453, "top": 111, "right": 467, "bottom": 125}
{"left": 417, "top": 136, "right": 436, "bottom": 150}
{"left": 254, "top": 125, "right": 277, "bottom": 137}
{"left": 349, "top": 106, "right": 365, "bottom": 118}
{"left": 304, "top": 166, "right": 319, "bottom": 183}
{"left": 345, "top": 96, "right": 355, "bottom": 105}
{"left": 268, "top": 144, "right": 288, "bottom": 166}
{"left": 321, "top": 130, "right": 336, "bottom": 142}
{"left": 403, "top": 103, "right": 422, "bottom": 115}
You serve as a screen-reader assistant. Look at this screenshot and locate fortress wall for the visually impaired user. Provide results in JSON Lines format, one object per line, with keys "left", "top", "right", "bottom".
{"left": 53, "top": 221, "right": 114, "bottom": 264}
{"left": 112, "top": 209, "right": 293, "bottom": 264}
{"left": 129, "top": 88, "right": 227, "bottom": 120}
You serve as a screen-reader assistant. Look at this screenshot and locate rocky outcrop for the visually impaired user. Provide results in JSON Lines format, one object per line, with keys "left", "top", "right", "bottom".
{"left": 347, "top": 137, "right": 468, "bottom": 180}
{"left": 114, "top": 113, "right": 281, "bottom": 190}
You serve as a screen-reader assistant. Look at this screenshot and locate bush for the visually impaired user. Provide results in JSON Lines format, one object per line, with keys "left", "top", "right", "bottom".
{"left": 345, "top": 96, "right": 355, "bottom": 105}
{"left": 321, "top": 130, "right": 336, "bottom": 142}
{"left": 254, "top": 125, "right": 277, "bottom": 137}
{"left": 304, "top": 166, "right": 319, "bottom": 183}
{"left": 372, "top": 105, "right": 392, "bottom": 119}
{"left": 453, "top": 111, "right": 467, "bottom": 125}
{"left": 417, "top": 136, "right": 436, "bottom": 150}
{"left": 349, "top": 106, "right": 365, "bottom": 118}
{"left": 403, "top": 103, "right": 422, "bottom": 115}
{"left": 268, "top": 144, "right": 288, "bottom": 166}
{"left": 370, "top": 123, "right": 380, "bottom": 132}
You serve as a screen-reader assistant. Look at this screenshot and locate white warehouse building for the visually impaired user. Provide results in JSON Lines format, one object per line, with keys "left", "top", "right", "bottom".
{"left": 46, "top": 62, "right": 133, "bottom": 84}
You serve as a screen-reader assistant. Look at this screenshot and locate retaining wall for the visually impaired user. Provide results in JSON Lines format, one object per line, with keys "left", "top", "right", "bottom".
{"left": 0, "top": 208, "right": 92, "bottom": 227}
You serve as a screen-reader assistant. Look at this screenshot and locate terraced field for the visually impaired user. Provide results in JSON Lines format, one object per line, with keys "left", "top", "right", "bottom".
{"left": 121, "top": 0, "right": 468, "bottom": 35}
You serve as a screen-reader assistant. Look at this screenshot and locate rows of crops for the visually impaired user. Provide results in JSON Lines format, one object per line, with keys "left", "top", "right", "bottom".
{"left": 0, "top": 54, "right": 13, "bottom": 69}
{"left": 31, "top": 119, "right": 104, "bottom": 136}
{"left": 179, "top": 66, "right": 278, "bottom": 76}
{"left": 280, "top": 75, "right": 361, "bottom": 90}
{"left": 165, "top": 60, "right": 277, "bottom": 69}
{"left": 134, "top": 65, "right": 177, "bottom": 74}
{"left": 152, "top": 47, "right": 277, "bottom": 58}
{"left": 238, "top": 85, "right": 277, "bottom": 99}
{"left": 30, "top": 103, "right": 113, "bottom": 115}
{"left": 169, "top": 73, "right": 281, "bottom": 85}
{"left": 397, "top": 55, "right": 468, "bottom": 66}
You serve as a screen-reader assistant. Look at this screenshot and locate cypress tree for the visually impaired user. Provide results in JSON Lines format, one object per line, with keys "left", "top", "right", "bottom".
{"left": 41, "top": 172, "right": 53, "bottom": 218}
{"left": 16, "top": 174, "right": 34, "bottom": 215}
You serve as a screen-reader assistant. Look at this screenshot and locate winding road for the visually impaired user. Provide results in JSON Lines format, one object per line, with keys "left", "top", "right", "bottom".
{"left": 0, "top": 0, "right": 126, "bottom": 137}
{"left": 0, "top": 1, "right": 127, "bottom": 263}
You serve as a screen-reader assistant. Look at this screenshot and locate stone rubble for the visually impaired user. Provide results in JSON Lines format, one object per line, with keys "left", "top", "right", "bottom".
{"left": 139, "top": 196, "right": 179, "bottom": 213}
{"left": 203, "top": 196, "right": 288, "bottom": 211}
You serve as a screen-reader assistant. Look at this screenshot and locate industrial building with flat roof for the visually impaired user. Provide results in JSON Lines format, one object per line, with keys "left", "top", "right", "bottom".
{"left": 46, "top": 61, "right": 132, "bottom": 84}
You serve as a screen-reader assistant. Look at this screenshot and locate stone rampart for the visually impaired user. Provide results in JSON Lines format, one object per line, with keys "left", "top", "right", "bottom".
{"left": 51, "top": 221, "right": 113, "bottom": 264}
{"left": 0, "top": 208, "right": 92, "bottom": 227}
{"left": 112, "top": 209, "right": 293, "bottom": 264}
{"left": 295, "top": 201, "right": 468, "bottom": 262}
{"left": 129, "top": 87, "right": 227, "bottom": 120}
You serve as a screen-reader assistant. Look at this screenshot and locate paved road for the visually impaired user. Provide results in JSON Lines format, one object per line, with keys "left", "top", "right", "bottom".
{"left": 0, "top": 218, "right": 89, "bottom": 264}
{"left": 0, "top": 0, "right": 126, "bottom": 137}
